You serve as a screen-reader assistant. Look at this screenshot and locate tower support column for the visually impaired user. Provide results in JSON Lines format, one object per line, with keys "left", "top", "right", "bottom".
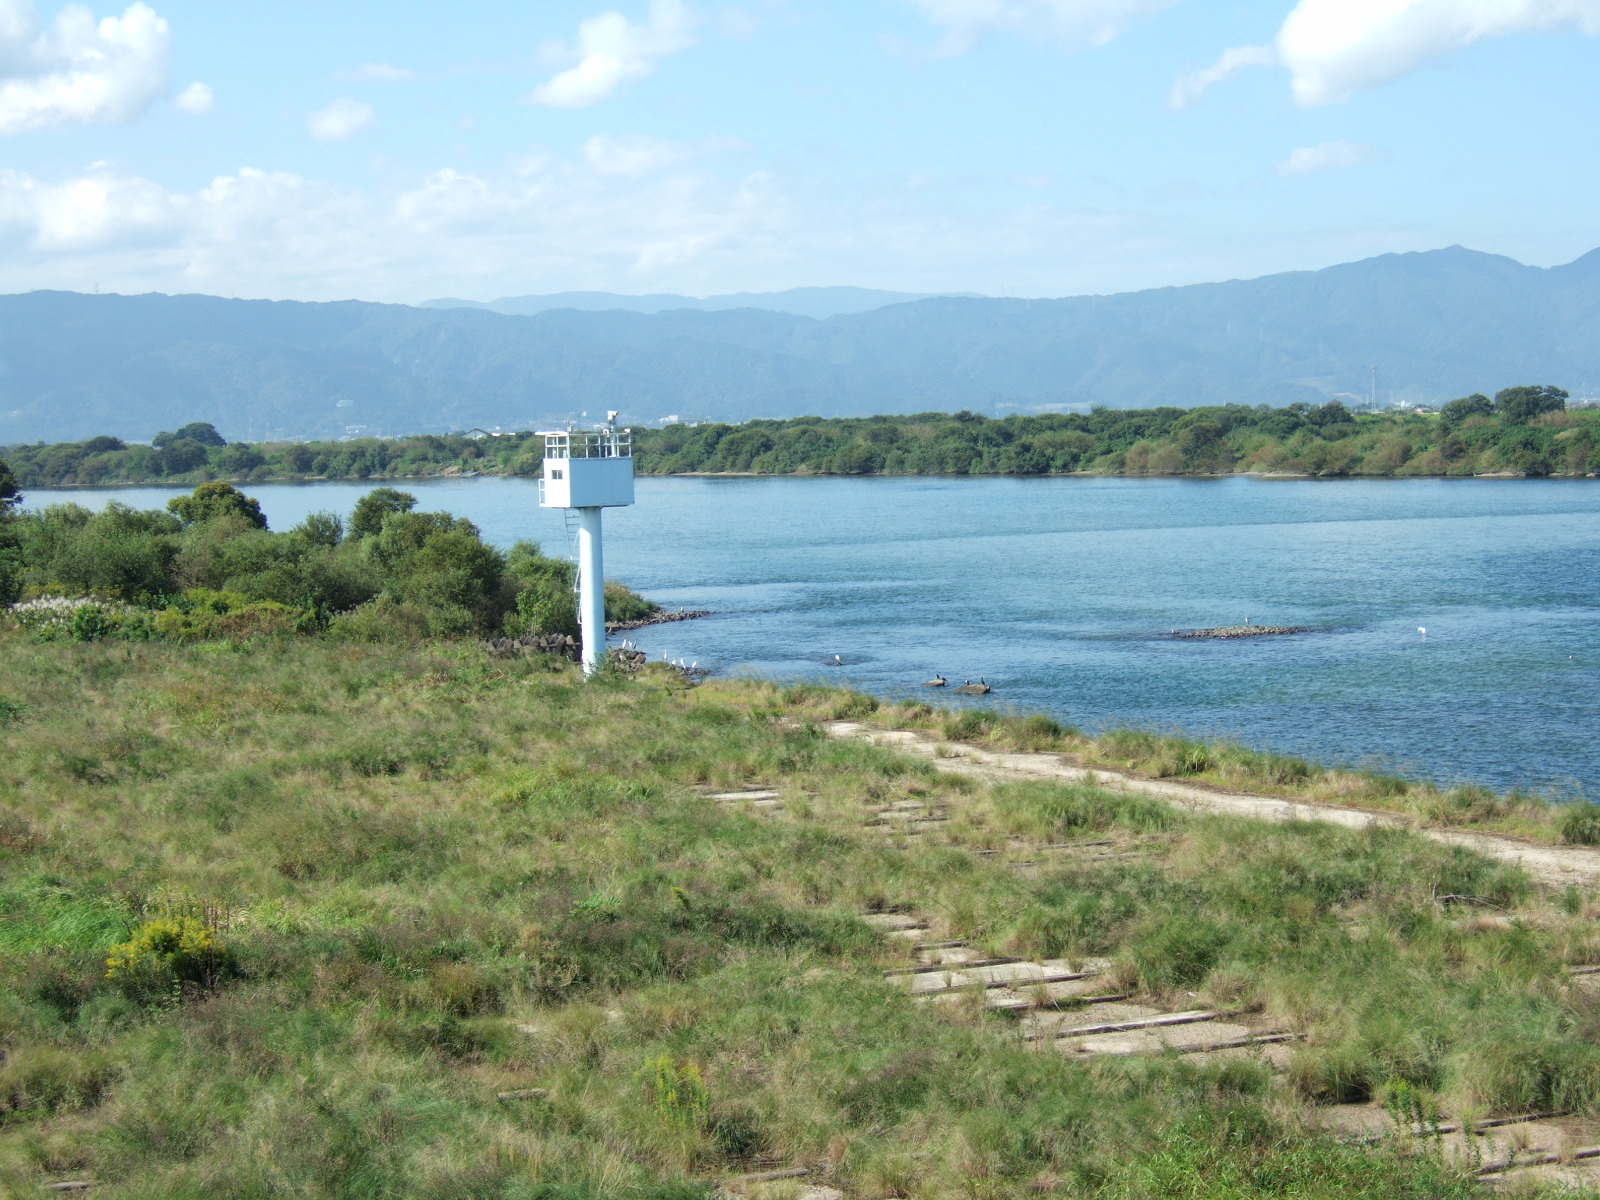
{"left": 576, "top": 506, "right": 605, "bottom": 676}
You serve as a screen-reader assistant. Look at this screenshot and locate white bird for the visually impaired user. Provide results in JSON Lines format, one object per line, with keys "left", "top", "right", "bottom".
{"left": 1418, "top": 627, "right": 1427, "bottom": 637}
{"left": 832, "top": 654, "right": 843, "bottom": 665}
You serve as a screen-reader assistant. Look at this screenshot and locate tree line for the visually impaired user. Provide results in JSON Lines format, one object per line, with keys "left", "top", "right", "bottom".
{"left": 1, "top": 386, "right": 1594, "bottom": 490}
{"left": 0, "top": 478, "right": 653, "bottom": 642}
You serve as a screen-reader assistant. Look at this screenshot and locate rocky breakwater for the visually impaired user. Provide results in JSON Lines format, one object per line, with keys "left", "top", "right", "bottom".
{"left": 484, "top": 633, "right": 579, "bottom": 659}
{"left": 606, "top": 608, "right": 712, "bottom": 633}
{"left": 1172, "top": 625, "right": 1310, "bottom": 640}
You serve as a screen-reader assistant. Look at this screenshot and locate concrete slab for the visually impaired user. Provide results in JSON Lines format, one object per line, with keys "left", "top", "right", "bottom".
{"left": 1060, "top": 1019, "right": 1259, "bottom": 1056}
{"left": 904, "top": 961, "right": 1097, "bottom": 995}
{"left": 861, "top": 913, "right": 924, "bottom": 931}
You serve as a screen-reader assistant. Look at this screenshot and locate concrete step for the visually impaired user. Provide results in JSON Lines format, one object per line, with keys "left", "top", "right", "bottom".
{"left": 860, "top": 912, "right": 925, "bottom": 932}
{"left": 902, "top": 960, "right": 1099, "bottom": 996}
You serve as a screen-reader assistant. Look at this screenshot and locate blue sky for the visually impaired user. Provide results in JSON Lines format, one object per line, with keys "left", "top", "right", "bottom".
{"left": 0, "top": 0, "right": 1597, "bottom": 302}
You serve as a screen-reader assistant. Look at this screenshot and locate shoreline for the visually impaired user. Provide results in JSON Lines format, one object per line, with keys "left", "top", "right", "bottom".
{"left": 607, "top": 608, "right": 712, "bottom": 633}
{"left": 16, "top": 469, "right": 1600, "bottom": 492}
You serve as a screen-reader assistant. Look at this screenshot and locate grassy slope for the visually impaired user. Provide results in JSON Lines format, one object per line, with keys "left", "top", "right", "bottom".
{"left": 2, "top": 638, "right": 1598, "bottom": 1198}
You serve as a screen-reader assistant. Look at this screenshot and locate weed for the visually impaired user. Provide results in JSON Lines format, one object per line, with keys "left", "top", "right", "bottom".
{"left": 1561, "top": 802, "right": 1600, "bottom": 845}
{"left": 640, "top": 1054, "right": 710, "bottom": 1131}
{"left": 105, "top": 914, "right": 233, "bottom": 999}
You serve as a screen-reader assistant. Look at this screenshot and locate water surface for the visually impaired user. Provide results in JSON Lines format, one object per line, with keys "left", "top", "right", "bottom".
{"left": 24, "top": 475, "right": 1600, "bottom": 793}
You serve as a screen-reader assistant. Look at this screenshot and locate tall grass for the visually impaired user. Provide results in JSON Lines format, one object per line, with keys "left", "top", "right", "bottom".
{"left": 830, "top": 697, "right": 1585, "bottom": 845}
{"left": 0, "top": 637, "right": 1592, "bottom": 1196}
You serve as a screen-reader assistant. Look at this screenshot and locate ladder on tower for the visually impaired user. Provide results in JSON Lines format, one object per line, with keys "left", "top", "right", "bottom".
{"left": 562, "top": 509, "right": 582, "bottom": 596}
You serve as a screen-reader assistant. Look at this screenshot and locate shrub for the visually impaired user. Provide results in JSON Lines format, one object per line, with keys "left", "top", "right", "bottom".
{"left": 329, "top": 595, "right": 477, "bottom": 642}
{"left": 1561, "top": 802, "right": 1600, "bottom": 845}
{"left": 604, "top": 580, "right": 659, "bottom": 624}
{"left": 349, "top": 487, "right": 417, "bottom": 538}
{"left": 1287, "top": 1044, "right": 1376, "bottom": 1104}
{"left": 943, "top": 709, "right": 994, "bottom": 741}
{"left": 508, "top": 577, "right": 579, "bottom": 640}
{"left": 0, "top": 1046, "right": 117, "bottom": 1121}
{"left": 6, "top": 595, "right": 142, "bottom": 641}
{"left": 830, "top": 690, "right": 879, "bottom": 720}
{"left": 1008, "top": 713, "right": 1069, "bottom": 750}
{"left": 167, "top": 482, "right": 267, "bottom": 529}
{"left": 106, "top": 915, "right": 233, "bottom": 999}
{"left": 639, "top": 1053, "right": 710, "bottom": 1130}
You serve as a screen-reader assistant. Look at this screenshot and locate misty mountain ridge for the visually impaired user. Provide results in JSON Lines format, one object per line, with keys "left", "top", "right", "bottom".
{"left": 3, "top": 244, "right": 1599, "bottom": 446}
{"left": 418, "top": 286, "right": 961, "bottom": 320}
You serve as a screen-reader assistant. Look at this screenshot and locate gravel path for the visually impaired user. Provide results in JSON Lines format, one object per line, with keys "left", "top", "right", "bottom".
{"left": 825, "top": 722, "right": 1600, "bottom": 888}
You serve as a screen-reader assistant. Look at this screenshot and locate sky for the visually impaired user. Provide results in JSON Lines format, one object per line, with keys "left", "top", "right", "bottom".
{"left": 0, "top": 0, "right": 1597, "bottom": 304}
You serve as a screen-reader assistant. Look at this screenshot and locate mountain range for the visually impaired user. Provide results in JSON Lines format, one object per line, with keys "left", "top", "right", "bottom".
{"left": 3, "top": 245, "right": 1599, "bottom": 446}
{"left": 418, "top": 286, "right": 950, "bottom": 320}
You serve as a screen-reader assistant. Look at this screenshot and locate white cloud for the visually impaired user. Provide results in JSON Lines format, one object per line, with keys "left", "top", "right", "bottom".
{"left": 0, "top": 0, "right": 172, "bottom": 135}
{"left": 1184, "top": 0, "right": 1600, "bottom": 109}
{"left": 1280, "top": 0, "right": 1600, "bottom": 105}
{"left": 1168, "top": 44, "right": 1274, "bottom": 109}
{"left": 583, "top": 133, "right": 692, "bottom": 176}
{"left": 174, "top": 80, "right": 212, "bottom": 113}
{"left": 0, "top": 143, "right": 1456, "bottom": 305}
{"left": 0, "top": 140, "right": 785, "bottom": 297}
{"left": 307, "top": 96, "right": 374, "bottom": 141}
{"left": 1277, "top": 140, "right": 1375, "bottom": 176}
{"left": 341, "top": 62, "right": 415, "bottom": 82}
{"left": 0, "top": 161, "right": 177, "bottom": 249}
{"left": 529, "top": 0, "right": 697, "bottom": 108}
{"left": 900, "top": 0, "right": 1180, "bottom": 54}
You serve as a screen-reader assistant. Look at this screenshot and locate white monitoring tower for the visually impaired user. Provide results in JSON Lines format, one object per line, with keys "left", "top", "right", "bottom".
{"left": 538, "top": 414, "right": 635, "bottom": 675}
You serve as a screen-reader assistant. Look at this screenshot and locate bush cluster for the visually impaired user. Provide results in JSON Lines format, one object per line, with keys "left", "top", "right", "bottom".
{"left": 0, "top": 479, "right": 653, "bottom": 643}
{"left": 633, "top": 386, "right": 1597, "bottom": 478}
{"left": 3, "top": 389, "right": 1595, "bottom": 494}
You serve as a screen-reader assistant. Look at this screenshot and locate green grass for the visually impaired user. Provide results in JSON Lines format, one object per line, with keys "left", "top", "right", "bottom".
{"left": 827, "top": 697, "right": 1595, "bottom": 847}
{"left": 2, "top": 635, "right": 1597, "bottom": 1197}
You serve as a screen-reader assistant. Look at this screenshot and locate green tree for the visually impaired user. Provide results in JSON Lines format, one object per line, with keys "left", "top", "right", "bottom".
{"left": 1439, "top": 393, "right": 1493, "bottom": 424}
{"left": 153, "top": 439, "right": 211, "bottom": 475}
{"left": 0, "top": 458, "right": 19, "bottom": 515}
{"left": 1494, "top": 425, "right": 1556, "bottom": 475}
{"left": 168, "top": 482, "right": 268, "bottom": 529}
{"left": 367, "top": 510, "right": 508, "bottom": 630}
{"left": 350, "top": 487, "right": 418, "bottom": 538}
{"left": 292, "top": 512, "right": 344, "bottom": 549}
{"left": 0, "top": 457, "right": 19, "bottom": 605}
{"left": 17, "top": 502, "right": 182, "bottom": 600}
{"left": 1493, "top": 385, "right": 1567, "bottom": 424}
{"left": 215, "top": 443, "right": 266, "bottom": 475}
{"left": 154, "top": 422, "right": 226, "bottom": 448}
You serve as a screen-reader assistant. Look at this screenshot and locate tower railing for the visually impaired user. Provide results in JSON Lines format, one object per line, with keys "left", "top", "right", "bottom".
{"left": 542, "top": 428, "right": 632, "bottom": 460}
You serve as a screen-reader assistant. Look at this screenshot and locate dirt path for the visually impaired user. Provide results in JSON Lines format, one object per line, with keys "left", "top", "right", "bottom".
{"left": 826, "top": 722, "right": 1600, "bottom": 888}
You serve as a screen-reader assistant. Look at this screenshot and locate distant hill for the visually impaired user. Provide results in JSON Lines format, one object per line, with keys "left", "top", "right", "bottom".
{"left": 3, "top": 245, "right": 1599, "bottom": 445}
{"left": 418, "top": 286, "right": 950, "bottom": 320}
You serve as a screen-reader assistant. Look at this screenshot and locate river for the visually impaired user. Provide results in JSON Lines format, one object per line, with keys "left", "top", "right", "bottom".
{"left": 21, "top": 475, "right": 1600, "bottom": 794}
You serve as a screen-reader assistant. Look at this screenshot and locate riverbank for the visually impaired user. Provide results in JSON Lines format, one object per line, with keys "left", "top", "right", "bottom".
{"left": 6, "top": 636, "right": 1600, "bottom": 1197}
{"left": 6, "top": 391, "right": 1598, "bottom": 488}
